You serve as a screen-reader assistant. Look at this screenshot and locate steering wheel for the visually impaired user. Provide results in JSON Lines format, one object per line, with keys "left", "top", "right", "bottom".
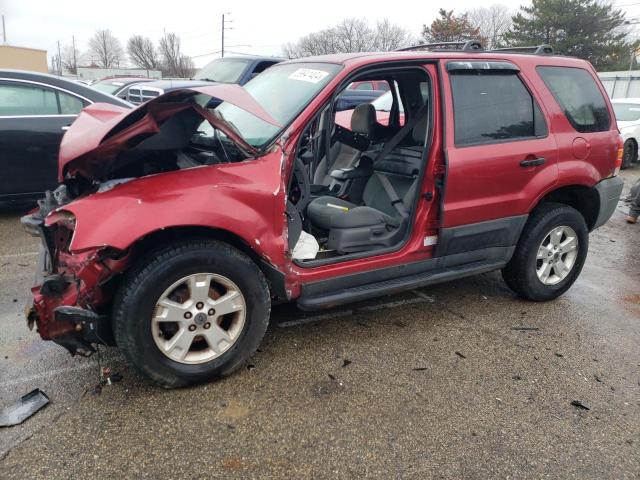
{"left": 289, "top": 157, "right": 311, "bottom": 212}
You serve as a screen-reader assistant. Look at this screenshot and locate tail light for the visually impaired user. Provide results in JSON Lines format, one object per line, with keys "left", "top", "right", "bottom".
{"left": 614, "top": 135, "right": 623, "bottom": 176}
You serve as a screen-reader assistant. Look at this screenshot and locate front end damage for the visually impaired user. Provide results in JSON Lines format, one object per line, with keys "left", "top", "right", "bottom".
{"left": 21, "top": 84, "right": 287, "bottom": 357}
{"left": 22, "top": 189, "right": 130, "bottom": 356}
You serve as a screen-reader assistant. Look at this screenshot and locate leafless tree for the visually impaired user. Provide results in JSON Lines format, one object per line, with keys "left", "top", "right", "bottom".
{"left": 283, "top": 17, "right": 412, "bottom": 58}
{"left": 466, "top": 5, "right": 513, "bottom": 49}
{"left": 373, "top": 19, "right": 414, "bottom": 51}
{"left": 88, "top": 29, "right": 124, "bottom": 68}
{"left": 159, "top": 32, "right": 195, "bottom": 78}
{"left": 60, "top": 45, "right": 82, "bottom": 74}
{"left": 127, "top": 35, "right": 160, "bottom": 70}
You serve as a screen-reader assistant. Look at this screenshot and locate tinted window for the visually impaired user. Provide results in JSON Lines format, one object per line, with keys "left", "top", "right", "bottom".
{"left": 537, "top": 66, "right": 611, "bottom": 133}
{"left": 0, "top": 83, "right": 58, "bottom": 116}
{"left": 450, "top": 71, "right": 547, "bottom": 146}
{"left": 58, "top": 91, "right": 86, "bottom": 114}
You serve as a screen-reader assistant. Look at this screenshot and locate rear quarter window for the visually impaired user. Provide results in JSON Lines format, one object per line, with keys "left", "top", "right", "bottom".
{"left": 537, "top": 66, "right": 611, "bottom": 133}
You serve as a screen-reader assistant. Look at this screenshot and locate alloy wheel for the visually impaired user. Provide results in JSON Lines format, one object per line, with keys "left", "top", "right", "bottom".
{"left": 535, "top": 225, "right": 579, "bottom": 286}
{"left": 151, "top": 273, "right": 246, "bottom": 364}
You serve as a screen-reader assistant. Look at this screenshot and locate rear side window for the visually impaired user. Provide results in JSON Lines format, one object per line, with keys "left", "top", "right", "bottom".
{"left": 58, "top": 91, "right": 86, "bottom": 115}
{"left": 450, "top": 71, "right": 547, "bottom": 146}
{"left": 537, "top": 66, "right": 611, "bottom": 133}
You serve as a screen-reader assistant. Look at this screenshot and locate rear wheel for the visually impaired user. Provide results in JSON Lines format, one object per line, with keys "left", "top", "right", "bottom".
{"left": 502, "top": 203, "right": 588, "bottom": 301}
{"left": 113, "top": 240, "right": 270, "bottom": 388}
{"left": 622, "top": 139, "right": 637, "bottom": 169}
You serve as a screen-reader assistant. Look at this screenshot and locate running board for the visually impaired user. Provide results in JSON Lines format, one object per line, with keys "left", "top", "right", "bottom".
{"left": 297, "top": 260, "right": 504, "bottom": 311}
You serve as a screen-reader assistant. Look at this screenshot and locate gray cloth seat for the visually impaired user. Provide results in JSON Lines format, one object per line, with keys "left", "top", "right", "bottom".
{"left": 306, "top": 110, "right": 428, "bottom": 254}
{"left": 313, "top": 103, "right": 380, "bottom": 186}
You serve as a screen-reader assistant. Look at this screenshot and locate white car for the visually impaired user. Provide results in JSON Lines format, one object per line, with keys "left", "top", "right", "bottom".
{"left": 612, "top": 98, "right": 640, "bottom": 168}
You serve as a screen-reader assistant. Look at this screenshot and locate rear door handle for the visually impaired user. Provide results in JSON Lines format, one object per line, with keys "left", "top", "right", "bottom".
{"left": 520, "top": 157, "right": 545, "bottom": 167}
{"left": 61, "top": 126, "right": 70, "bottom": 131}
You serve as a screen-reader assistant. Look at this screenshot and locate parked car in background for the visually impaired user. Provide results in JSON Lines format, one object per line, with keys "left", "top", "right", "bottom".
{"left": 91, "top": 76, "right": 155, "bottom": 99}
{"left": 611, "top": 98, "right": 640, "bottom": 168}
{"left": 347, "top": 80, "right": 390, "bottom": 91}
{"left": 22, "top": 44, "right": 623, "bottom": 387}
{"left": 124, "top": 56, "right": 284, "bottom": 105}
{"left": 0, "top": 69, "right": 131, "bottom": 204}
{"left": 335, "top": 88, "right": 386, "bottom": 111}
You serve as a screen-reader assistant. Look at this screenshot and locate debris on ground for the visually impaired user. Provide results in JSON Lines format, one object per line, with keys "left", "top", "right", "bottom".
{"left": 570, "top": 400, "right": 590, "bottom": 411}
{"left": 455, "top": 351, "right": 466, "bottom": 359}
{"left": 554, "top": 353, "right": 564, "bottom": 358}
{"left": 342, "top": 359, "right": 352, "bottom": 368}
{"left": 511, "top": 326, "right": 540, "bottom": 331}
{"left": 0, "top": 389, "right": 50, "bottom": 427}
{"left": 412, "top": 367, "right": 428, "bottom": 371}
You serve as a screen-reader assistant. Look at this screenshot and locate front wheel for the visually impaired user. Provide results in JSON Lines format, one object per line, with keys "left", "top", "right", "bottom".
{"left": 113, "top": 240, "right": 271, "bottom": 388}
{"left": 502, "top": 203, "right": 588, "bottom": 301}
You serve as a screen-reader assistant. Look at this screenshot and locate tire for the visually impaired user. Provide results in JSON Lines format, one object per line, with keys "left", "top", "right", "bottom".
{"left": 502, "top": 203, "right": 588, "bottom": 302}
{"left": 113, "top": 240, "right": 270, "bottom": 388}
{"left": 622, "top": 139, "right": 637, "bottom": 169}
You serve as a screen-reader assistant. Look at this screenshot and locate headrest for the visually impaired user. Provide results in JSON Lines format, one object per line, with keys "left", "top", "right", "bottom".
{"left": 411, "top": 111, "right": 429, "bottom": 144}
{"left": 350, "top": 103, "right": 377, "bottom": 136}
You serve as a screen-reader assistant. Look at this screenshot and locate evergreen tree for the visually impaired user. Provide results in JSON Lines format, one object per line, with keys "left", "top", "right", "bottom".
{"left": 503, "top": 0, "right": 634, "bottom": 71}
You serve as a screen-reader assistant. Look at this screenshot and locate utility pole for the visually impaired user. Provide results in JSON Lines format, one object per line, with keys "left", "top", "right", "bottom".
{"left": 221, "top": 13, "right": 232, "bottom": 57}
{"left": 72, "top": 35, "right": 77, "bottom": 76}
{"left": 57, "top": 40, "right": 62, "bottom": 75}
{"left": 2, "top": 15, "right": 6, "bottom": 43}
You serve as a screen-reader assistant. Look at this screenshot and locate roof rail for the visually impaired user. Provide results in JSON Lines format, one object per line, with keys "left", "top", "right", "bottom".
{"left": 489, "top": 44, "right": 554, "bottom": 55}
{"left": 397, "top": 40, "right": 484, "bottom": 52}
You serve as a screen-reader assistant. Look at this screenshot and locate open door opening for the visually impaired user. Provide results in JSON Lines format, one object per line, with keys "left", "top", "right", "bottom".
{"left": 287, "top": 67, "right": 433, "bottom": 265}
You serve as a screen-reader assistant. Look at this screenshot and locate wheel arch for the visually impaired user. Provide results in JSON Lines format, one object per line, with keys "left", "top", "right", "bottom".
{"left": 124, "top": 226, "right": 287, "bottom": 301}
{"left": 533, "top": 184, "right": 600, "bottom": 231}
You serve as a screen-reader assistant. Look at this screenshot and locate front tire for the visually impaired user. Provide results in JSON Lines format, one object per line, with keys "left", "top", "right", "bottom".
{"left": 113, "top": 240, "right": 270, "bottom": 388}
{"left": 502, "top": 203, "right": 588, "bottom": 302}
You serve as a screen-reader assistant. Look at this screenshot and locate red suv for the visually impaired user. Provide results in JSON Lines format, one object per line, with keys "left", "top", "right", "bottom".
{"left": 22, "top": 42, "right": 624, "bottom": 387}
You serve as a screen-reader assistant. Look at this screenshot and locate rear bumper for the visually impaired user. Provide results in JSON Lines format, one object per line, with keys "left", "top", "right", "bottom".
{"left": 593, "top": 176, "right": 624, "bottom": 229}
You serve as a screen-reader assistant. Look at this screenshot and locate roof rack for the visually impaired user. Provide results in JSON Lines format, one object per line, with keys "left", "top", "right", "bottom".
{"left": 489, "top": 45, "right": 554, "bottom": 55}
{"left": 397, "top": 40, "right": 484, "bottom": 52}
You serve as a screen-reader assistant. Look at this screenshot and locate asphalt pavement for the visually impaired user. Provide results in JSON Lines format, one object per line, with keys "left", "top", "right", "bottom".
{"left": 0, "top": 168, "right": 638, "bottom": 479}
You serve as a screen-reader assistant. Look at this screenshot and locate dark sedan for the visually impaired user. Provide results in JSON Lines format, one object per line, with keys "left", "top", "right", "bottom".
{"left": 0, "top": 70, "right": 131, "bottom": 204}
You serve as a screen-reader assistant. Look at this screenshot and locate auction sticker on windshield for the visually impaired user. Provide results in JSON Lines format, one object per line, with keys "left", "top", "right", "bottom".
{"left": 288, "top": 68, "right": 330, "bottom": 84}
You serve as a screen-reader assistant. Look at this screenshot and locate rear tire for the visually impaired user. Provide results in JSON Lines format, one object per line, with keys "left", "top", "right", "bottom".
{"left": 502, "top": 203, "right": 588, "bottom": 302}
{"left": 113, "top": 240, "right": 270, "bottom": 388}
{"left": 622, "top": 139, "right": 637, "bottom": 169}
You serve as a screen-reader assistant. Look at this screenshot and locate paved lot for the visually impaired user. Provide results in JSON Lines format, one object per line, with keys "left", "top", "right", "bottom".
{"left": 1, "top": 168, "right": 639, "bottom": 479}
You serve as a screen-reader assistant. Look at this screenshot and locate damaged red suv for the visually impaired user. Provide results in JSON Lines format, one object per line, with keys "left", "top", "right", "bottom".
{"left": 22, "top": 42, "right": 624, "bottom": 387}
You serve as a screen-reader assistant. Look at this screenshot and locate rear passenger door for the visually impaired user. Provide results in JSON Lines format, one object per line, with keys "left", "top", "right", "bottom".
{"left": 441, "top": 60, "right": 558, "bottom": 228}
{"left": 0, "top": 80, "right": 88, "bottom": 197}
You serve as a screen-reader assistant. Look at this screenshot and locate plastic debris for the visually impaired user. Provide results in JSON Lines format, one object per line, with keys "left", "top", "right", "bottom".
{"left": 570, "top": 400, "right": 590, "bottom": 411}
{"left": 0, "top": 389, "right": 50, "bottom": 427}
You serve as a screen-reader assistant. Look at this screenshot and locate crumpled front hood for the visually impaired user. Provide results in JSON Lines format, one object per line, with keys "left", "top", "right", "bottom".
{"left": 59, "top": 84, "right": 281, "bottom": 181}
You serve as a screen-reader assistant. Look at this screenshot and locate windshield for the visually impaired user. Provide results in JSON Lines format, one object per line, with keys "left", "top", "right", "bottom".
{"left": 92, "top": 81, "right": 123, "bottom": 94}
{"left": 613, "top": 103, "right": 640, "bottom": 122}
{"left": 195, "top": 58, "right": 251, "bottom": 83}
{"left": 196, "top": 62, "right": 342, "bottom": 149}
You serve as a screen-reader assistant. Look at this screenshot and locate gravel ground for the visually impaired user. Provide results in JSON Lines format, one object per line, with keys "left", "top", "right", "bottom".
{"left": 0, "top": 167, "right": 638, "bottom": 479}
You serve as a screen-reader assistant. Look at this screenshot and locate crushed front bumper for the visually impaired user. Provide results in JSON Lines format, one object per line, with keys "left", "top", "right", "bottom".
{"left": 22, "top": 212, "right": 127, "bottom": 356}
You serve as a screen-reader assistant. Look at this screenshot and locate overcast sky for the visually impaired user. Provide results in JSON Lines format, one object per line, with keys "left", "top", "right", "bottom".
{"left": 2, "top": 0, "right": 640, "bottom": 68}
